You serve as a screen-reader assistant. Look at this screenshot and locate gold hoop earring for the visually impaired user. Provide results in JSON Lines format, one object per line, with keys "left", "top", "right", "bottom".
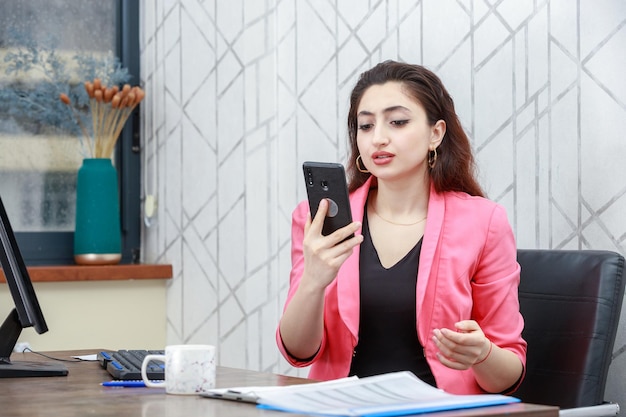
{"left": 428, "top": 148, "right": 437, "bottom": 169}
{"left": 356, "top": 155, "right": 369, "bottom": 173}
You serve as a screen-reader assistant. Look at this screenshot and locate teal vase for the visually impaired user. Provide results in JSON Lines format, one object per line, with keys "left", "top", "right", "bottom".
{"left": 74, "top": 158, "right": 122, "bottom": 265}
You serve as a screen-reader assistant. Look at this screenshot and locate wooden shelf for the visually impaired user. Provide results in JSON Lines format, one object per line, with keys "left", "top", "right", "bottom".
{"left": 0, "top": 264, "right": 173, "bottom": 283}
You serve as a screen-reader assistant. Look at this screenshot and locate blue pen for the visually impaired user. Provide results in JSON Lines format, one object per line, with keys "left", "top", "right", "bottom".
{"left": 102, "top": 380, "right": 162, "bottom": 387}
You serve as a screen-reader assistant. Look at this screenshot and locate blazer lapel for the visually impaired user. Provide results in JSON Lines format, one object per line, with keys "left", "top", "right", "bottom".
{"left": 336, "top": 178, "right": 371, "bottom": 342}
{"left": 416, "top": 183, "right": 444, "bottom": 321}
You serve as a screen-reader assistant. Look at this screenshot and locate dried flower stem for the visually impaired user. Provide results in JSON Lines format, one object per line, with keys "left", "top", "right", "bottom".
{"left": 60, "top": 92, "right": 94, "bottom": 157}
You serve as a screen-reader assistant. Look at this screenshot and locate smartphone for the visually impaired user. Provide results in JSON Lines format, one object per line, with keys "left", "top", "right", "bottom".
{"left": 302, "top": 161, "right": 353, "bottom": 237}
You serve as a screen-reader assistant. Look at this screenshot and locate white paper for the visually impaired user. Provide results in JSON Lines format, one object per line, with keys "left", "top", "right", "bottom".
{"left": 254, "top": 372, "right": 519, "bottom": 416}
{"left": 203, "top": 376, "right": 358, "bottom": 403}
{"left": 72, "top": 354, "right": 98, "bottom": 361}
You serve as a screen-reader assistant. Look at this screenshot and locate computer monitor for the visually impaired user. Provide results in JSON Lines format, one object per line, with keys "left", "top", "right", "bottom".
{"left": 0, "top": 194, "right": 67, "bottom": 377}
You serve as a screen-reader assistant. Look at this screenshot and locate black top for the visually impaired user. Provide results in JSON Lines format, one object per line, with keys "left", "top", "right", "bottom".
{"left": 349, "top": 210, "right": 436, "bottom": 386}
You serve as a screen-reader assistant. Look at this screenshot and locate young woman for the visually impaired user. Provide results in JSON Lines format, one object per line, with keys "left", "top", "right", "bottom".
{"left": 277, "top": 61, "right": 526, "bottom": 395}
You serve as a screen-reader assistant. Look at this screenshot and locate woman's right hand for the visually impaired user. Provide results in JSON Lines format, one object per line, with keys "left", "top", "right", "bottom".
{"left": 278, "top": 199, "right": 362, "bottom": 361}
{"left": 301, "top": 199, "right": 363, "bottom": 290}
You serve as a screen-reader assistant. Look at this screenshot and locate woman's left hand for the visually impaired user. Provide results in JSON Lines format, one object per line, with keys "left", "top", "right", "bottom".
{"left": 432, "top": 320, "right": 491, "bottom": 370}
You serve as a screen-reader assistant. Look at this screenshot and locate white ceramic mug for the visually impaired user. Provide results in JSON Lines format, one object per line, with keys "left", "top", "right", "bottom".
{"left": 140, "top": 344, "right": 216, "bottom": 395}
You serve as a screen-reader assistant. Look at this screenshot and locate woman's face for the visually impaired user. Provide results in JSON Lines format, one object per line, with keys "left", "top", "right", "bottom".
{"left": 355, "top": 81, "right": 444, "bottom": 183}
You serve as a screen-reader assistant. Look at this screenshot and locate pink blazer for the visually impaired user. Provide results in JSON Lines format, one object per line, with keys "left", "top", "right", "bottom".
{"left": 277, "top": 177, "right": 527, "bottom": 394}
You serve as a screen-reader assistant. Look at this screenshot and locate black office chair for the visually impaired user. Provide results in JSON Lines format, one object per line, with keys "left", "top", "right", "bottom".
{"left": 515, "top": 249, "right": 625, "bottom": 416}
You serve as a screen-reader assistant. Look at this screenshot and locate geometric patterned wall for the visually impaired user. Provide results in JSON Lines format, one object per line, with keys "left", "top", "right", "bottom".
{"left": 140, "top": 0, "right": 626, "bottom": 405}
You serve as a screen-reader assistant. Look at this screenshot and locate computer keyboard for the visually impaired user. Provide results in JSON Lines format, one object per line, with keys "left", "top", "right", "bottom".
{"left": 97, "top": 349, "right": 165, "bottom": 380}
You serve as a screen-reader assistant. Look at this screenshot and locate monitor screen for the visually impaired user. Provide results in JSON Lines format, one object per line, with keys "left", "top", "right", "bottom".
{"left": 0, "top": 194, "right": 67, "bottom": 377}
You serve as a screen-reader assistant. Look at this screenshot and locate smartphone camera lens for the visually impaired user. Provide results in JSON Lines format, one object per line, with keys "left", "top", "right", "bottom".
{"left": 307, "top": 169, "right": 314, "bottom": 186}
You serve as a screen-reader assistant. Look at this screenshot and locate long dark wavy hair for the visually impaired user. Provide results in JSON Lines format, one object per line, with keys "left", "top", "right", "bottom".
{"left": 346, "top": 60, "right": 484, "bottom": 197}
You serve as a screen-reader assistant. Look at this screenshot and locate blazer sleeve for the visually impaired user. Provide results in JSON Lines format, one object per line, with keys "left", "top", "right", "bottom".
{"left": 471, "top": 203, "right": 527, "bottom": 390}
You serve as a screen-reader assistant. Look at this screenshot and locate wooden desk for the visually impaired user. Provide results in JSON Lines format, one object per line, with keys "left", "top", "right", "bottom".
{"left": 0, "top": 349, "right": 558, "bottom": 417}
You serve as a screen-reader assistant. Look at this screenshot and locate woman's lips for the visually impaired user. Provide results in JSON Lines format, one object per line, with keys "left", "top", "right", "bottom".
{"left": 371, "top": 152, "right": 394, "bottom": 165}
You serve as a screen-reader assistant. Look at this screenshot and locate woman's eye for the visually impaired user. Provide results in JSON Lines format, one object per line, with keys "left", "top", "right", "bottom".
{"left": 391, "top": 119, "right": 409, "bottom": 126}
{"left": 358, "top": 123, "right": 373, "bottom": 131}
